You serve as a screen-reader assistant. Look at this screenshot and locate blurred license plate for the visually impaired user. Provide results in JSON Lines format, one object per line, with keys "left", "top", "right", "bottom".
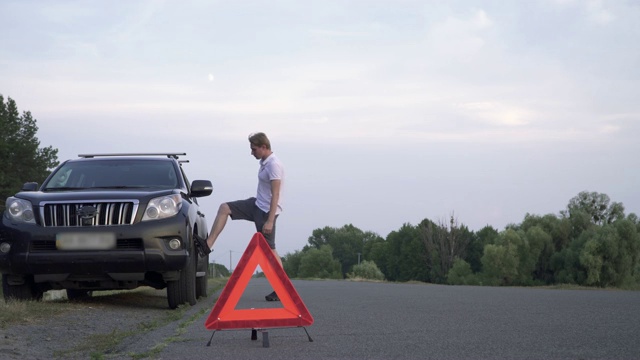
{"left": 56, "top": 232, "right": 116, "bottom": 250}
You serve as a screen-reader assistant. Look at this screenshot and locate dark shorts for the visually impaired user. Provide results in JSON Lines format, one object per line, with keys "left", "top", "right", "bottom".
{"left": 227, "top": 197, "right": 278, "bottom": 249}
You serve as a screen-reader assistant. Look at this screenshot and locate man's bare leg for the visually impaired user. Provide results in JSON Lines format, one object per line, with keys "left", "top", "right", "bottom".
{"left": 271, "top": 248, "right": 282, "bottom": 267}
{"left": 265, "top": 247, "right": 283, "bottom": 302}
{"left": 206, "top": 203, "right": 231, "bottom": 249}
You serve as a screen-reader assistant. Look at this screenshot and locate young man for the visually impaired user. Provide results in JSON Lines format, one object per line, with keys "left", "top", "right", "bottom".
{"left": 195, "top": 132, "right": 284, "bottom": 301}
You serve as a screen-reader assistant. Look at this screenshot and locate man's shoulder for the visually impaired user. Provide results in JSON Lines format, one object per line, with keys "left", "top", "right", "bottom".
{"left": 264, "top": 153, "right": 284, "bottom": 167}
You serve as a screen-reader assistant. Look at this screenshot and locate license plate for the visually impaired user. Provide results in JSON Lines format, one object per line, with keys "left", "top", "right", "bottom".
{"left": 56, "top": 232, "right": 116, "bottom": 250}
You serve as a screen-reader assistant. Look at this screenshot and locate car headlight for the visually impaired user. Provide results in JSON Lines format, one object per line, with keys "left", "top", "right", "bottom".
{"left": 5, "top": 197, "right": 36, "bottom": 224}
{"left": 142, "top": 194, "right": 182, "bottom": 221}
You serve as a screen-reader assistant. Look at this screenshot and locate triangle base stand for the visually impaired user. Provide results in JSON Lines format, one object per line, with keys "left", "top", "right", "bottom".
{"left": 206, "top": 327, "right": 314, "bottom": 348}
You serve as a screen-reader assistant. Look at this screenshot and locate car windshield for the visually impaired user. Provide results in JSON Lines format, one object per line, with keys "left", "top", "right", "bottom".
{"left": 43, "top": 160, "right": 179, "bottom": 190}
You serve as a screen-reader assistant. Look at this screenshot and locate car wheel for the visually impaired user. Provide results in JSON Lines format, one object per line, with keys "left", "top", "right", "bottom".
{"left": 66, "top": 289, "right": 92, "bottom": 301}
{"left": 166, "top": 279, "right": 183, "bottom": 309}
{"left": 196, "top": 251, "right": 209, "bottom": 298}
{"left": 2, "top": 274, "right": 42, "bottom": 301}
{"left": 181, "top": 235, "right": 197, "bottom": 306}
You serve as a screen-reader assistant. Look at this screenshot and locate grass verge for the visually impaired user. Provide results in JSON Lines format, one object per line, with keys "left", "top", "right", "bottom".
{"left": 0, "top": 296, "right": 74, "bottom": 329}
{"left": 53, "top": 278, "right": 226, "bottom": 359}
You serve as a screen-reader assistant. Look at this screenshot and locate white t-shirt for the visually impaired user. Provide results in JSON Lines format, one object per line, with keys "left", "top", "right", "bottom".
{"left": 255, "top": 153, "right": 284, "bottom": 214}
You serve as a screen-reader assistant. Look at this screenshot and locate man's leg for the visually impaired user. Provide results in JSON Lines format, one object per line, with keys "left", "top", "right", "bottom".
{"left": 206, "top": 203, "right": 232, "bottom": 249}
{"left": 271, "top": 248, "right": 282, "bottom": 267}
{"left": 259, "top": 213, "right": 282, "bottom": 301}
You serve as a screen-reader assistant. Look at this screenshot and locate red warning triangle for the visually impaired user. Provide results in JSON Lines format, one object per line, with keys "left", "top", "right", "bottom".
{"left": 205, "top": 232, "right": 314, "bottom": 330}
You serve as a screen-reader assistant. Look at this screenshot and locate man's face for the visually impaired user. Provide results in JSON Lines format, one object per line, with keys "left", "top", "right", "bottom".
{"left": 250, "top": 144, "right": 266, "bottom": 159}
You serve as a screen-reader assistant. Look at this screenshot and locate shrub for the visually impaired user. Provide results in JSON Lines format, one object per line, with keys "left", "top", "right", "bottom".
{"left": 347, "top": 260, "right": 385, "bottom": 281}
{"left": 446, "top": 258, "right": 480, "bottom": 285}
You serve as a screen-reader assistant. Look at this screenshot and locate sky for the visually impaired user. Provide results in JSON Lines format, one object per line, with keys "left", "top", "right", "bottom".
{"left": 1, "top": 0, "right": 639, "bottom": 270}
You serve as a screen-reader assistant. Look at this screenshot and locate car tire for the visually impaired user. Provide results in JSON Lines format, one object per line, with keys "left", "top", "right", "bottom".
{"left": 181, "top": 235, "right": 197, "bottom": 306}
{"left": 166, "top": 279, "right": 183, "bottom": 309}
{"left": 196, "top": 263, "right": 208, "bottom": 299}
{"left": 2, "top": 274, "right": 43, "bottom": 301}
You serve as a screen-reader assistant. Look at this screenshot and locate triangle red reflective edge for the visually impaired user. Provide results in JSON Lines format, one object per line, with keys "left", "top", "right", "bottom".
{"left": 205, "top": 232, "right": 314, "bottom": 330}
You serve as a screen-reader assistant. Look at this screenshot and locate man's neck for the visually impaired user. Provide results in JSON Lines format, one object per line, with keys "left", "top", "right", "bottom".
{"left": 261, "top": 150, "right": 273, "bottom": 161}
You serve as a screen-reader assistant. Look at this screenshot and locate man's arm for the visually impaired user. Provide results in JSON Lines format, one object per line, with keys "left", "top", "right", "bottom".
{"left": 262, "top": 179, "right": 281, "bottom": 234}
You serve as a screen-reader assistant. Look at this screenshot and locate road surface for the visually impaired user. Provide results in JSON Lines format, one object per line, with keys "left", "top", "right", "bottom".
{"left": 125, "top": 279, "right": 640, "bottom": 359}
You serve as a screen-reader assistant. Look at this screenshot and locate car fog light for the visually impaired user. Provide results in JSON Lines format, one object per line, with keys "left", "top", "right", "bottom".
{"left": 0, "top": 242, "right": 11, "bottom": 254}
{"left": 168, "top": 238, "right": 181, "bottom": 250}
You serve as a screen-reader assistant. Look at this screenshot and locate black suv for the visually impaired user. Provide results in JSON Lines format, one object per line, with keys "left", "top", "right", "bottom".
{"left": 0, "top": 153, "right": 213, "bottom": 309}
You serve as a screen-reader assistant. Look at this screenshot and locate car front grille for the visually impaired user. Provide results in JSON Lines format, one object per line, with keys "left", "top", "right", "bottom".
{"left": 41, "top": 201, "right": 139, "bottom": 227}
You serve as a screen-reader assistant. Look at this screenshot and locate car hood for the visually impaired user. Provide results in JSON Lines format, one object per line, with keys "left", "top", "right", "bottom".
{"left": 13, "top": 189, "right": 180, "bottom": 205}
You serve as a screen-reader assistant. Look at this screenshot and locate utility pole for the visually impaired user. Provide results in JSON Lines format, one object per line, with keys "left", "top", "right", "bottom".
{"left": 357, "top": 252, "right": 361, "bottom": 265}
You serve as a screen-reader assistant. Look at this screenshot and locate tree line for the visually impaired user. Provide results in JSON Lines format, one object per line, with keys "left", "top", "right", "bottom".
{"left": 283, "top": 191, "right": 640, "bottom": 289}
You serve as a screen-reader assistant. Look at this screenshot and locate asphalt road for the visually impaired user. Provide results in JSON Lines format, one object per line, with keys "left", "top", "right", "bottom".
{"left": 134, "top": 279, "right": 640, "bottom": 360}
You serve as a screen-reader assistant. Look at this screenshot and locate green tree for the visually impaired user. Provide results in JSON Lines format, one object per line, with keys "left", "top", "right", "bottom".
{"left": 580, "top": 238, "right": 603, "bottom": 285}
{"left": 367, "top": 239, "right": 390, "bottom": 278}
{"left": 446, "top": 258, "right": 478, "bottom": 285}
{"left": 550, "top": 229, "right": 591, "bottom": 285}
{"left": 282, "top": 250, "right": 304, "bottom": 278}
{"left": 520, "top": 213, "right": 571, "bottom": 252}
{"left": 481, "top": 243, "right": 519, "bottom": 286}
{"left": 0, "top": 95, "right": 59, "bottom": 204}
{"left": 385, "top": 223, "right": 429, "bottom": 282}
{"left": 419, "top": 215, "right": 473, "bottom": 283}
{"left": 562, "top": 191, "right": 625, "bottom": 226}
{"left": 615, "top": 219, "right": 640, "bottom": 286}
{"left": 305, "top": 224, "right": 383, "bottom": 277}
{"left": 297, "top": 245, "right": 342, "bottom": 279}
{"left": 590, "top": 220, "right": 640, "bottom": 287}
{"left": 525, "top": 225, "right": 554, "bottom": 284}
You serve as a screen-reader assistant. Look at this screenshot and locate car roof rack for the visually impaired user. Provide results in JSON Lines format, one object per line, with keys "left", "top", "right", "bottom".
{"left": 78, "top": 153, "right": 187, "bottom": 159}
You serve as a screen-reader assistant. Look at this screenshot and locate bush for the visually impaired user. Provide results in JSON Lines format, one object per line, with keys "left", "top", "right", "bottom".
{"left": 297, "top": 245, "right": 343, "bottom": 279}
{"left": 347, "top": 260, "right": 385, "bottom": 281}
{"left": 447, "top": 259, "right": 479, "bottom": 285}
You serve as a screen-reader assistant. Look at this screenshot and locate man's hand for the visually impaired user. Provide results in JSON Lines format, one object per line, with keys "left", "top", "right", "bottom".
{"left": 263, "top": 219, "right": 274, "bottom": 234}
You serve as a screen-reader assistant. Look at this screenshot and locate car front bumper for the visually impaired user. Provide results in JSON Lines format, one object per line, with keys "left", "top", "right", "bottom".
{"left": 0, "top": 214, "right": 191, "bottom": 282}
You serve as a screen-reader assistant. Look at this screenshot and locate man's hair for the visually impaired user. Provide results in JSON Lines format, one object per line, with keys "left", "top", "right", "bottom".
{"left": 248, "top": 132, "right": 271, "bottom": 150}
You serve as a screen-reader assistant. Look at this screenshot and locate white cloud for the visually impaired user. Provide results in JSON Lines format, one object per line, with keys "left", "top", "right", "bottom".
{"left": 600, "top": 125, "right": 621, "bottom": 134}
{"left": 426, "top": 9, "right": 493, "bottom": 59}
{"left": 473, "top": 9, "right": 493, "bottom": 29}
{"left": 458, "top": 101, "right": 531, "bottom": 127}
{"left": 586, "top": 0, "right": 615, "bottom": 24}
{"left": 309, "top": 29, "right": 369, "bottom": 37}
{"left": 548, "top": 0, "right": 615, "bottom": 24}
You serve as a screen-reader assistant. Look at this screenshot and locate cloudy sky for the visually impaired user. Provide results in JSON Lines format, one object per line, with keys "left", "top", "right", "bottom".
{"left": 1, "top": 0, "right": 638, "bottom": 269}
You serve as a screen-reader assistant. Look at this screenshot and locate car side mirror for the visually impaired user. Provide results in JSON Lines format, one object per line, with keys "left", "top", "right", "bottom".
{"left": 190, "top": 180, "right": 213, "bottom": 198}
{"left": 21, "top": 182, "right": 39, "bottom": 191}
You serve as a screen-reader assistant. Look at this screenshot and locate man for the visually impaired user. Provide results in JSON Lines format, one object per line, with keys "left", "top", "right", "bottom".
{"left": 194, "top": 132, "right": 284, "bottom": 302}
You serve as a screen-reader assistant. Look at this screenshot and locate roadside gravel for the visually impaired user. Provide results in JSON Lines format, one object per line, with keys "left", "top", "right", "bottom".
{"left": 0, "top": 285, "right": 221, "bottom": 359}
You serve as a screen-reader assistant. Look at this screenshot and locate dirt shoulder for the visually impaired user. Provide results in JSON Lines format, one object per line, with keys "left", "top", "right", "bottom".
{"left": 0, "top": 283, "right": 223, "bottom": 359}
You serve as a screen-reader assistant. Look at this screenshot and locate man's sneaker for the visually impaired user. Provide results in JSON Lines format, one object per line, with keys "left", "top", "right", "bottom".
{"left": 265, "top": 291, "right": 279, "bottom": 302}
{"left": 193, "top": 234, "right": 212, "bottom": 256}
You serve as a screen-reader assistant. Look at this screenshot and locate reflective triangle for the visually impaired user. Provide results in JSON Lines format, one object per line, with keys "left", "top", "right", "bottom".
{"left": 205, "top": 232, "right": 314, "bottom": 330}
